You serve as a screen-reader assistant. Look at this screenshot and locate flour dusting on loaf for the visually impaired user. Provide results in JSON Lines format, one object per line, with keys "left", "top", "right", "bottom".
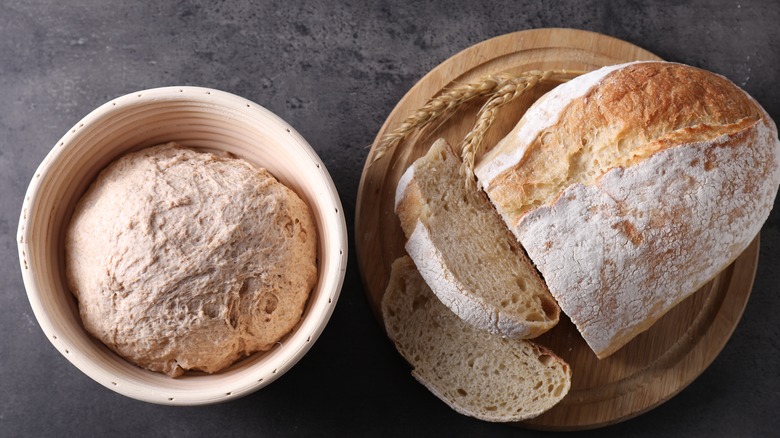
{"left": 65, "top": 143, "right": 318, "bottom": 376}
{"left": 519, "top": 120, "right": 778, "bottom": 357}
{"left": 476, "top": 62, "right": 637, "bottom": 185}
{"left": 475, "top": 61, "right": 780, "bottom": 358}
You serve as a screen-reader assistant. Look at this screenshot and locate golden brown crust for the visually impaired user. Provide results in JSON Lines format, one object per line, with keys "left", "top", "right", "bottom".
{"left": 485, "top": 62, "right": 764, "bottom": 222}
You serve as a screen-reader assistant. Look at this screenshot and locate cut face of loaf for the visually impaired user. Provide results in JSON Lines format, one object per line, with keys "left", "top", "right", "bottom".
{"left": 475, "top": 61, "right": 780, "bottom": 358}
{"left": 382, "top": 256, "right": 571, "bottom": 422}
{"left": 395, "top": 139, "right": 559, "bottom": 339}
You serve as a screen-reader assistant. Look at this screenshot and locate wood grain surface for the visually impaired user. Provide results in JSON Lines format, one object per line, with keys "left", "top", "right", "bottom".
{"left": 354, "top": 28, "right": 758, "bottom": 430}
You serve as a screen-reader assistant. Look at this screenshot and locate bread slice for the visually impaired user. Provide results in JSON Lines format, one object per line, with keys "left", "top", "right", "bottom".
{"left": 395, "top": 138, "right": 558, "bottom": 339}
{"left": 382, "top": 256, "right": 571, "bottom": 422}
{"left": 475, "top": 61, "right": 780, "bottom": 358}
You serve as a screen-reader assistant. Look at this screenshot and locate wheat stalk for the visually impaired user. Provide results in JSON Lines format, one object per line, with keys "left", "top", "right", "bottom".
{"left": 371, "top": 70, "right": 583, "bottom": 177}
{"left": 370, "top": 73, "right": 520, "bottom": 165}
{"left": 459, "top": 70, "right": 581, "bottom": 182}
{"left": 459, "top": 71, "right": 550, "bottom": 181}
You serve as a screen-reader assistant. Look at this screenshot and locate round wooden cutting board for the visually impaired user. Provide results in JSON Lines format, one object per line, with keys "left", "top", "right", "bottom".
{"left": 354, "top": 28, "right": 759, "bottom": 430}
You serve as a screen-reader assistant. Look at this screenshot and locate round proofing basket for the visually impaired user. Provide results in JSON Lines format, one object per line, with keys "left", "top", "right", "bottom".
{"left": 17, "top": 86, "right": 348, "bottom": 405}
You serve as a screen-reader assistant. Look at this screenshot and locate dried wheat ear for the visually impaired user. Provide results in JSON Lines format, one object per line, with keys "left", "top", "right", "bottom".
{"left": 371, "top": 69, "right": 582, "bottom": 183}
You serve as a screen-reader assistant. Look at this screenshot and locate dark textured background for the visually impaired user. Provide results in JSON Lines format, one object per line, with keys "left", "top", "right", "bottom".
{"left": 2, "top": 1, "right": 778, "bottom": 436}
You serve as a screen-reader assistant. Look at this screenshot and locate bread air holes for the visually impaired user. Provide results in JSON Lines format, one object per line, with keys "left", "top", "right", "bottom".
{"left": 411, "top": 294, "right": 428, "bottom": 311}
{"left": 262, "top": 293, "right": 279, "bottom": 315}
{"left": 228, "top": 298, "right": 241, "bottom": 329}
{"left": 538, "top": 354, "right": 554, "bottom": 367}
{"left": 539, "top": 296, "right": 557, "bottom": 320}
{"left": 199, "top": 301, "right": 221, "bottom": 319}
{"left": 283, "top": 217, "right": 297, "bottom": 238}
{"left": 239, "top": 280, "right": 250, "bottom": 296}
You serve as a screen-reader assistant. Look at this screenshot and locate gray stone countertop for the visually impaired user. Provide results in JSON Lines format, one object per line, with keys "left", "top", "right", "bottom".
{"left": 1, "top": 1, "right": 777, "bottom": 436}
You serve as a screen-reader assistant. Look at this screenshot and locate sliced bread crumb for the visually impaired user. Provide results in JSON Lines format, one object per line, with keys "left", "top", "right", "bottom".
{"left": 395, "top": 139, "right": 559, "bottom": 339}
{"left": 382, "top": 256, "right": 571, "bottom": 422}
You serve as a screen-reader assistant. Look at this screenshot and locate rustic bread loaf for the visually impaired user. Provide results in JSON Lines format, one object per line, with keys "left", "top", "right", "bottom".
{"left": 382, "top": 256, "right": 571, "bottom": 422}
{"left": 395, "top": 138, "right": 559, "bottom": 339}
{"left": 475, "top": 61, "right": 780, "bottom": 358}
{"left": 65, "top": 143, "right": 317, "bottom": 376}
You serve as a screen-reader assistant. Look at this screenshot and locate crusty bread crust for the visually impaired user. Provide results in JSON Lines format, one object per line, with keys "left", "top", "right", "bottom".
{"left": 475, "top": 62, "right": 780, "bottom": 358}
{"left": 382, "top": 256, "right": 571, "bottom": 422}
{"left": 396, "top": 139, "right": 559, "bottom": 339}
{"left": 65, "top": 143, "right": 318, "bottom": 376}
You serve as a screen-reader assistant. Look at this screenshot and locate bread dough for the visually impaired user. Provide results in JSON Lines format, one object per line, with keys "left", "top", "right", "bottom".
{"left": 65, "top": 143, "right": 317, "bottom": 377}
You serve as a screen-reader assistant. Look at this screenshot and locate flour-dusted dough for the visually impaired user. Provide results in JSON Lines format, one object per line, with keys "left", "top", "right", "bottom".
{"left": 65, "top": 143, "right": 317, "bottom": 376}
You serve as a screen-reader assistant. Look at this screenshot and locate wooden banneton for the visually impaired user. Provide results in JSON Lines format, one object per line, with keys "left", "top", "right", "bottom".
{"left": 355, "top": 28, "right": 759, "bottom": 430}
